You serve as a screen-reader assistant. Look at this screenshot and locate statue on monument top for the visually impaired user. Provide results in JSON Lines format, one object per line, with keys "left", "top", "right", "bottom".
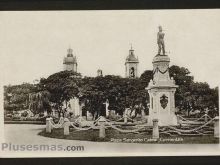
{"left": 157, "top": 26, "right": 165, "bottom": 55}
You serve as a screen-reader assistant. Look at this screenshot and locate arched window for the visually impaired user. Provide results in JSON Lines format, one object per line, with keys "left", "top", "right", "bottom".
{"left": 130, "top": 67, "right": 135, "bottom": 78}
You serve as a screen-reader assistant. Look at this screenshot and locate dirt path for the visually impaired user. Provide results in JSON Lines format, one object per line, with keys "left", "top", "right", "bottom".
{"left": 2, "top": 124, "right": 219, "bottom": 157}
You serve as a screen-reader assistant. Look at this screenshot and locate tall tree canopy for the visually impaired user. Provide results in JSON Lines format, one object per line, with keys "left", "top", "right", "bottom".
{"left": 39, "top": 71, "right": 82, "bottom": 109}
{"left": 4, "top": 83, "right": 36, "bottom": 112}
{"left": 140, "top": 70, "right": 153, "bottom": 84}
{"left": 79, "top": 75, "right": 148, "bottom": 117}
{"left": 4, "top": 65, "right": 218, "bottom": 117}
{"left": 169, "top": 65, "right": 218, "bottom": 111}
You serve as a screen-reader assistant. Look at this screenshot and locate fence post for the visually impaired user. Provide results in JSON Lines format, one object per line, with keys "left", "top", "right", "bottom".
{"left": 214, "top": 116, "right": 219, "bottom": 138}
{"left": 59, "top": 117, "right": 64, "bottom": 127}
{"left": 77, "top": 116, "right": 84, "bottom": 128}
{"left": 63, "top": 118, "right": 70, "bottom": 136}
{"left": 176, "top": 115, "right": 182, "bottom": 126}
{"left": 204, "top": 113, "right": 208, "bottom": 122}
{"left": 50, "top": 117, "right": 54, "bottom": 130}
{"left": 176, "top": 115, "right": 180, "bottom": 124}
{"left": 124, "top": 115, "right": 128, "bottom": 123}
{"left": 124, "top": 109, "right": 128, "bottom": 123}
{"left": 46, "top": 118, "right": 52, "bottom": 133}
{"left": 98, "top": 116, "right": 106, "bottom": 139}
{"left": 141, "top": 109, "right": 145, "bottom": 117}
{"left": 152, "top": 119, "right": 159, "bottom": 139}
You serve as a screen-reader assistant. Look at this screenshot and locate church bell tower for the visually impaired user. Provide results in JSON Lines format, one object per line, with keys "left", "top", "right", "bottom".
{"left": 63, "top": 47, "right": 78, "bottom": 72}
{"left": 125, "top": 46, "right": 139, "bottom": 78}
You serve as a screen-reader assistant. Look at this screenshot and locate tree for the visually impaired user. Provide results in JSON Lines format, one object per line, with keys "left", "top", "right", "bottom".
{"left": 39, "top": 71, "right": 82, "bottom": 115}
{"left": 169, "top": 65, "right": 194, "bottom": 86}
{"left": 4, "top": 83, "right": 36, "bottom": 112}
{"left": 29, "top": 90, "right": 51, "bottom": 115}
{"left": 4, "top": 64, "right": 218, "bottom": 119}
{"left": 189, "top": 82, "right": 218, "bottom": 109}
{"left": 140, "top": 65, "right": 219, "bottom": 116}
{"left": 80, "top": 75, "right": 148, "bottom": 118}
{"left": 169, "top": 65, "right": 194, "bottom": 111}
{"left": 140, "top": 70, "right": 153, "bottom": 85}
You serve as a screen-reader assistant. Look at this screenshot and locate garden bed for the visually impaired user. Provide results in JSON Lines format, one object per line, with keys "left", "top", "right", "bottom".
{"left": 38, "top": 128, "right": 219, "bottom": 144}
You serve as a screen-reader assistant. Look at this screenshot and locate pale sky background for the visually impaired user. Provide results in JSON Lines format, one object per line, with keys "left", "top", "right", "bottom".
{"left": 0, "top": 10, "right": 220, "bottom": 88}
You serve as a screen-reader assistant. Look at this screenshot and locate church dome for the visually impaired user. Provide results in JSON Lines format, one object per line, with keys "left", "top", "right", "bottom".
{"left": 126, "top": 48, "right": 139, "bottom": 63}
{"left": 63, "top": 48, "right": 77, "bottom": 64}
{"left": 63, "top": 56, "right": 77, "bottom": 64}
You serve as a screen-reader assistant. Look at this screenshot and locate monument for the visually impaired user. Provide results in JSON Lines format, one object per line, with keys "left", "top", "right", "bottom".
{"left": 146, "top": 26, "right": 178, "bottom": 126}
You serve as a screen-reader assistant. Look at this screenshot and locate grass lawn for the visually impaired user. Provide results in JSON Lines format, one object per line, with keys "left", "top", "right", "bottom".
{"left": 38, "top": 127, "right": 219, "bottom": 144}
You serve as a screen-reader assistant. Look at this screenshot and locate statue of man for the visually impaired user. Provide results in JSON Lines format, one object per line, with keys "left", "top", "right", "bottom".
{"left": 157, "top": 26, "right": 165, "bottom": 55}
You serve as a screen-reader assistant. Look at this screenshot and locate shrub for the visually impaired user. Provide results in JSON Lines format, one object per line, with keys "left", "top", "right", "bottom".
{"left": 26, "top": 117, "right": 37, "bottom": 121}
{"left": 4, "top": 117, "right": 12, "bottom": 121}
{"left": 12, "top": 116, "right": 21, "bottom": 121}
{"left": 39, "top": 113, "right": 45, "bottom": 117}
{"left": 6, "top": 114, "right": 13, "bottom": 118}
{"left": 21, "top": 111, "right": 28, "bottom": 117}
{"left": 36, "top": 116, "right": 47, "bottom": 122}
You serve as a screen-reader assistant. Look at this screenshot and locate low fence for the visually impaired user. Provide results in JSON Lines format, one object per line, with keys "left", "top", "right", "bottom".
{"left": 45, "top": 115, "right": 219, "bottom": 140}
{"left": 177, "top": 114, "right": 213, "bottom": 124}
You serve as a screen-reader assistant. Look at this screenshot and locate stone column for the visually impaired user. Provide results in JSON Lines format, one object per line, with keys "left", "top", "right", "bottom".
{"left": 204, "top": 113, "right": 208, "bottom": 123}
{"left": 152, "top": 119, "right": 159, "bottom": 139}
{"left": 98, "top": 116, "right": 106, "bottom": 139}
{"left": 74, "top": 97, "right": 80, "bottom": 116}
{"left": 86, "top": 111, "right": 89, "bottom": 120}
{"left": 124, "top": 109, "right": 128, "bottom": 123}
{"left": 124, "top": 115, "right": 128, "bottom": 123}
{"left": 63, "top": 118, "right": 70, "bottom": 136}
{"left": 141, "top": 109, "right": 145, "bottom": 117}
{"left": 46, "top": 118, "right": 53, "bottom": 133}
{"left": 176, "top": 115, "right": 181, "bottom": 125}
{"left": 105, "top": 101, "right": 109, "bottom": 117}
{"left": 214, "top": 116, "right": 219, "bottom": 138}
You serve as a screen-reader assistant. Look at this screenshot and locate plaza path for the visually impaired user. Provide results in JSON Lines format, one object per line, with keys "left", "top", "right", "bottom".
{"left": 1, "top": 124, "right": 220, "bottom": 157}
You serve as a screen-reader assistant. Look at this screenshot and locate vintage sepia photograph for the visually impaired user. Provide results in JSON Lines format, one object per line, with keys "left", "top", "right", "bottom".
{"left": 0, "top": 9, "right": 220, "bottom": 157}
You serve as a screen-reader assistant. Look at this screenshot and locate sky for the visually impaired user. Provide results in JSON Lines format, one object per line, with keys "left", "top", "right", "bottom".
{"left": 0, "top": 10, "right": 220, "bottom": 88}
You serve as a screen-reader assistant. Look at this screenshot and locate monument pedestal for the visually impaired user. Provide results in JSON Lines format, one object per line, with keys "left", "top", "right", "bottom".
{"left": 146, "top": 54, "right": 178, "bottom": 126}
{"left": 147, "top": 112, "right": 178, "bottom": 126}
